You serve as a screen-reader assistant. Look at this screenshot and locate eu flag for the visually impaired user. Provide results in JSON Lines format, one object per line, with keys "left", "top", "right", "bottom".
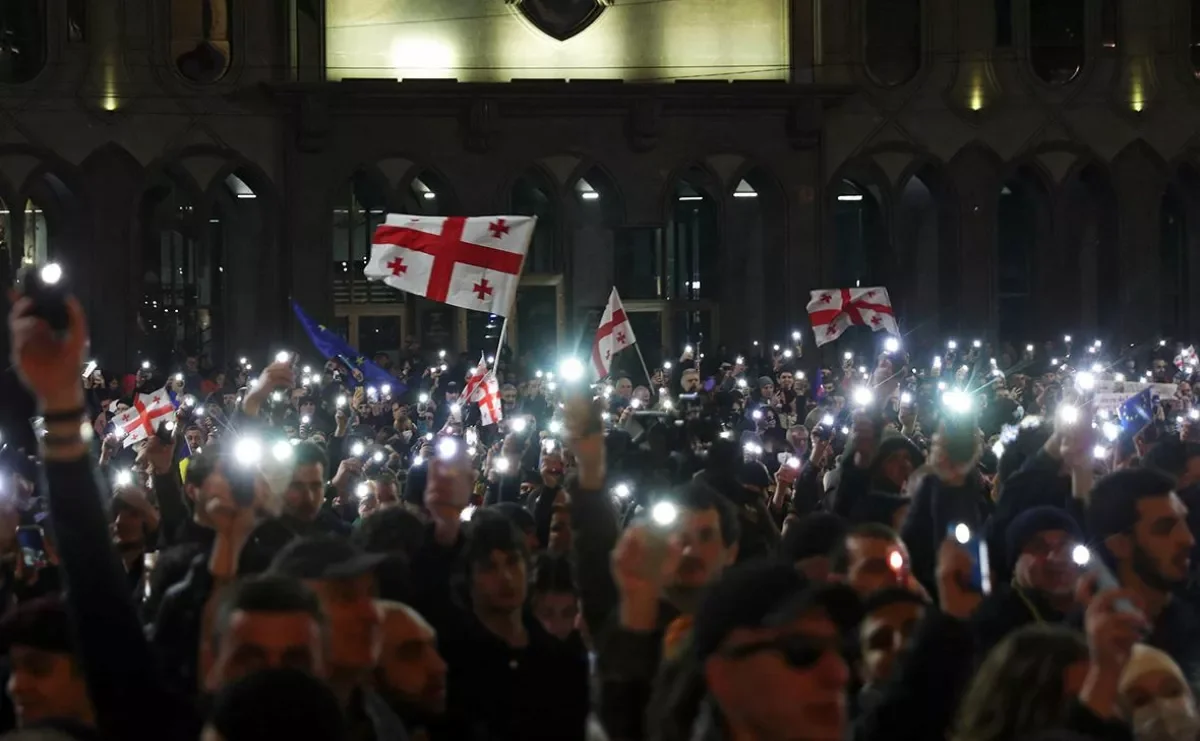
{"left": 291, "top": 301, "right": 403, "bottom": 392}
{"left": 1119, "top": 388, "right": 1154, "bottom": 435}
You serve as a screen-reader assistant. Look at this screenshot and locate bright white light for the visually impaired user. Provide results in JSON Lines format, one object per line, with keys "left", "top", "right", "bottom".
{"left": 381, "top": 384, "right": 391, "bottom": 395}
{"left": 542, "top": 439, "right": 557, "bottom": 454}
{"left": 1114, "top": 373, "right": 1126, "bottom": 382}
{"left": 350, "top": 442, "right": 366, "bottom": 457}
{"left": 614, "top": 483, "right": 632, "bottom": 499}
{"left": 1093, "top": 445, "right": 1109, "bottom": 460}
{"left": 439, "top": 350, "right": 447, "bottom": 359}
{"left": 1059, "top": 405, "right": 1079, "bottom": 425}
{"left": 549, "top": 420, "right": 563, "bottom": 435}
{"left": 1071, "top": 545, "right": 1091, "bottom": 566}
{"left": 337, "top": 395, "right": 347, "bottom": 408}
{"left": 271, "top": 391, "right": 283, "bottom": 402}
{"left": 792, "top": 331, "right": 802, "bottom": 342}
{"left": 195, "top": 406, "right": 205, "bottom": 416}
{"left": 783, "top": 350, "right": 793, "bottom": 359}
{"left": 752, "top": 409, "right": 763, "bottom": 420}
{"left": 234, "top": 438, "right": 263, "bottom": 466}
{"left": 356, "top": 482, "right": 370, "bottom": 499}
{"left": 973, "top": 339, "right": 982, "bottom": 349}
{"left": 954, "top": 523, "right": 971, "bottom": 545}
{"left": 1090, "top": 363, "right": 1102, "bottom": 374}
{"left": 115, "top": 470, "right": 133, "bottom": 488}
{"left": 39, "top": 262, "right": 62, "bottom": 285}
{"left": 786, "top": 457, "right": 801, "bottom": 470}
{"left": 663, "top": 361, "right": 673, "bottom": 370}
{"left": 275, "top": 351, "right": 290, "bottom": 364}
{"left": 373, "top": 451, "right": 385, "bottom": 463}
{"left": 1093, "top": 339, "right": 1102, "bottom": 347}
{"left": 559, "top": 358, "right": 585, "bottom": 383}
{"left": 511, "top": 417, "right": 528, "bottom": 433}
{"left": 437, "top": 437, "right": 458, "bottom": 459}
{"left": 652, "top": 502, "right": 678, "bottom": 526}
{"left": 418, "top": 393, "right": 430, "bottom": 404}
{"left": 947, "top": 340, "right": 958, "bottom": 350}
{"left": 943, "top": 390, "right": 973, "bottom": 414}
{"left": 272, "top": 441, "right": 293, "bottom": 462}
{"left": 1102, "top": 422, "right": 1120, "bottom": 441}
{"left": 991, "top": 440, "right": 1005, "bottom": 458}
{"left": 851, "top": 388, "right": 873, "bottom": 408}
{"left": 141, "top": 360, "right": 151, "bottom": 370}
{"left": 838, "top": 194, "right": 864, "bottom": 202}
{"left": 459, "top": 504, "right": 477, "bottom": 522}
{"left": 301, "top": 415, "right": 311, "bottom": 425}
{"left": 933, "top": 356, "right": 942, "bottom": 368}
{"left": 884, "top": 337, "right": 900, "bottom": 353}
{"left": 900, "top": 392, "right": 912, "bottom": 405}
{"left": 1191, "top": 409, "right": 1200, "bottom": 421}
{"left": 1076, "top": 373, "right": 1095, "bottom": 391}
{"left": 1064, "top": 335, "right": 1072, "bottom": 343}
{"left": 390, "top": 37, "right": 457, "bottom": 78}
{"left": 1026, "top": 344, "right": 1034, "bottom": 353}
{"left": 450, "top": 404, "right": 462, "bottom": 415}
{"left": 494, "top": 457, "right": 510, "bottom": 473}
{"left": 821, "top": 414, "right": 834, "bottom": 426}
{"left": 424, "top": 432, "right": 434, "bottom": 441}
{"left": 1051, "top": 357, "right": 1059, "bottom": 366}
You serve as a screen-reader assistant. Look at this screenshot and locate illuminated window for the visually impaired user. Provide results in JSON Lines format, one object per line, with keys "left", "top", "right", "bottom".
{"left": 21, "top": 199, "right": 46, "bottom": 267}
{"left": 140, "top": 178, "right": 220, "bottom": 357}
{"left": 0, "top": 1, "right": 46, "bottom": 83}
{"left": 172, "top": 0, "right": 232, "bottom": 83}
{"left": 1029, "top": 0, "right": 1085, "bottom": 85}
{"left": 510, "top": 171, "right": 559, "bottom": 275}
{"left": 331, "top": 170, "right": 399, "bottom": 305}
{"left": 833, "top": 180, "right": 885, "bottom": 288}
{"left": 864, "top": 0, "right": 921, "bottom": 87}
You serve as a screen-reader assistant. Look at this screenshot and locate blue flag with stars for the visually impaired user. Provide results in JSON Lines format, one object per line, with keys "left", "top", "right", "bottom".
{"left": 291, "top": 301, "right": 403, "bottom": 392}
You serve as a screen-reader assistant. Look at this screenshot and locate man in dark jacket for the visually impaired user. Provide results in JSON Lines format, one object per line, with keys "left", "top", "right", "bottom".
{"left": 971, "top": 506, "right": 1085, "bottom": 659}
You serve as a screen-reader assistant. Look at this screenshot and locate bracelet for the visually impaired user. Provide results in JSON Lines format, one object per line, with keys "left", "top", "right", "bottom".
{"left": 42, "top": 408, "right": 86, "bottom": 423}
{"left": 41, "top": 433, "right": 84, "bottom": 448}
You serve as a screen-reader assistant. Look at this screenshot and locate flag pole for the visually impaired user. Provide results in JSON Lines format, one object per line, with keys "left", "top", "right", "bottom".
{"left": 491, "top": 315, "right": 510, "bottom": 371}
{"left": 632, "top": 343, "right": 656, "bottom": 390}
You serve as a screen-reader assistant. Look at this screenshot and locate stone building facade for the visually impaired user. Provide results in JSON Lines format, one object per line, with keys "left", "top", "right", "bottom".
{"left": 1, "top": 0, "right": 1197, "bottom": 371}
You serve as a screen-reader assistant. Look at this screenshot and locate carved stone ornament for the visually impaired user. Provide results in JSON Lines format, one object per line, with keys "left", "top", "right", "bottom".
{"left": 505, "top": 0, "right": 612, "bottom": 41}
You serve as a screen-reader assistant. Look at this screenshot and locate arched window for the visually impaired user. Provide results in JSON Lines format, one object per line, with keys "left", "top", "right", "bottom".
{"left": 0, "top": 2, "right": 46, "bottom": 83}
{"left": 510, "top": 171, "right": 559, "bottom": 275}
{"left": 21, "top": 198, "right": 46, "bottom": 267}
{"left": 1161, "top": 189, "right": 1188, "bottom": 338}
{"left": 172, "top": 0, "right": 232, "bottom": 83}
{"left": 140, "top": 176, "right": 219, "bottom": 358}
{"left": 833, "top": 180, "right": 885, "bottom": 288}
{"left": 1100, "top": 0, "right": 1119, "bottom": 50}
{"left": 864, "top": 0, "right": 921, "bottom": 86}
{"left": 1029, "top": 0, "right": 1085, "bottom": 85}
{"left": 997, "top": 170, "right": 1045, "bottom": 341}
{"left": 1191, "top": 0, "right": 1200, "bottom": 79}
{"left": 996, "top": 0, "right": 1013, "bottom": 47}
{"left": 331, "top": 170, "right": 394, "bottom": 305}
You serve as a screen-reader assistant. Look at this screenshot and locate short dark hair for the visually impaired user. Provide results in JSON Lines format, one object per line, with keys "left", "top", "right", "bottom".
{"left": 0, "top": 596, "right": 75, "bottom": 655}
{"left": 860, "top": 586, "right": 929, "bottom": 616}
{"left": 212, "top": 575, "right": 325, "bottom": 652}
{"left": 1141, "top": 440, "right": 1200, "bottom": 480}
{"left": 675, "top": 481, "right": 741, "bottom": 548}
{"left": 353, "top": 507, "right": 426, "bottom": 562}
{"left": 210, "top": 668, "right": 343, "bottom": 741}
{"left": 530, "top": 554, "right": 576, "bottom": 598}
{"left": 462, "top": 510, "right": 530, "bottom": 578}
{"left": 1087, "top": 468, "right": 1178, "bottom": 541}
{"left": 291, "top": 441, "right": 327, "bottom": 475}
{"left": 831, "top": 523, "right": 902, "bottom": 574}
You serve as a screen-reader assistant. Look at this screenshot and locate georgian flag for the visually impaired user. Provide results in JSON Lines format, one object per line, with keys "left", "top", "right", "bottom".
{"left": 111, "top": 386, "right": 177, "bottom": 447}
{"left": 807, "top": 287, "right": 899, "bottom": 346}
{"left": 469, "top": 371, "right": 503, "bottom": 427}
{"left": 591, "top": 288, "right": 637, "bottom": 379}
{"left": 365, "top": 214, "right": 535, "bottom": 317}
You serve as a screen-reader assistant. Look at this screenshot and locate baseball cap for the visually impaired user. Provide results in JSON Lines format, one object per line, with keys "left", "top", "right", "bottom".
{"left": 693, "top": 561, "right": 861, "bottom": 662}
{"left": 268, "top": 535, "right": 387, "bottom": 581}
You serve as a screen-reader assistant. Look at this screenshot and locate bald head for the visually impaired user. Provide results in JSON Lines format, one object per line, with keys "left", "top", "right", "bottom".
{"left": 375, "top": 601, "right": 448, "bottom": 717}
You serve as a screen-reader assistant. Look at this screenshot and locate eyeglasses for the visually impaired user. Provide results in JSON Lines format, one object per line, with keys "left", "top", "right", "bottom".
{"left": 719, "top": 634, "right": 840, "bottom": 670}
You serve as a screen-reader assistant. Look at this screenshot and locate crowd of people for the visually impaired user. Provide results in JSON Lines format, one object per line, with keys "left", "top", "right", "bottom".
{"left": 6, "top": 290, "right": 1200, "bottom": 741}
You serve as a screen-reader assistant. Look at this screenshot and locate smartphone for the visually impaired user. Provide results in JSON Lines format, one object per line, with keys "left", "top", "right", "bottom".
{"left": 1088, "top": 556, "right": 1144, "bottom": 617}
{"left": 18, "top": 264, "right": 69, "bottom": 332}
{"left": 17, "top": 526, "right": 47, "bottom": 570}
{"left": 643, "top": 501, "right": 679, "bottom": 574}
{"left": 949, "top": 523, "right": 991, "bottom": 595}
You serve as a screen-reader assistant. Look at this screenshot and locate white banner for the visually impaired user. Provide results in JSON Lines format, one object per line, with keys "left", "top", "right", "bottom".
{"left": 1091, "top": 381, "right": 1181, "bottom": 413}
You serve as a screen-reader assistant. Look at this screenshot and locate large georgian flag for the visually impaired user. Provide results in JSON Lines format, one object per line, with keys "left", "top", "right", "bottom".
{"left": 806, "top": 287, "right": 899, "bottom": 346}
{"left": 112, "top": 386, "right": 176, "bottom": 447}
{"left": 365, "top": 214, "right": 536, "bottom": 316}
{"left": 591, "top": 288, "right": 637, "bottom": 379}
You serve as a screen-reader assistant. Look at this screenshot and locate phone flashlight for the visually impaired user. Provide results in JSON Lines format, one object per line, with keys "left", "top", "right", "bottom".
{"left": 82, "top": 360, "right": 97, "bottom": 379}
{"left": 234, "top": 438, "right": 263, "bottom": 466}
{"left": 141, "top": 361, "right": 151, "bottom": 370}
{"left": 685, "top": 345, "right": 694, "bottom": 354}
{"left": 439, "top": 350, "right": 446, "bottom": 359}
{"left": 651, "top": 502, "right": 678, "bottom": 527}
{"left": 381, "top": 384, "right": 391, "bottom": 396}
{"left": 336, "top": 395, "right": 347, "bottom": 408}
{"left": 356, "top": 482, "right": 370, "bottom": 500}
{"left": 972, "top": 339, "right": 982, "bottom": 349}
{"left": 1093, "top": 445, "right": 1109, "bottom": 460}
{"left": 300, "top": 415, "right": 311, "bottom": 425}
{"left": 783, "top": 350, "right": 793, "bottom": 359}
{"left": 272, "top": 441, "right": 293, "bottom": 463}
{"left": 115, "top": 470, "right": 133, "bottom": 488}
{"left": 350, "top": 441, "right": 366, "bottom": 457}
{"left": 494, "top": 456, "right": 510, "bottom": 473}
{"left": 614, "top": 483, "right": 632, "bottom": 499}
{"left": 548, "top": 420, "right": 563, "bottom": 435}
{"left": 511, "top": 417, "right": 528, "bottom": 434}
{"left": 852, "top": 387, "right": 874, "bottom": 408}
{"left": 786, "top": 457, "right": 801, "bottom": 470}
{"left": 437, "top": 437, "right": 459, "bottom": 460}
{"left": 275, "top": 351, "right": 290, "bottom": 364}
{"left": 373, "top": 451, "right": 385, "bottom": 463}
{"left": 1071, "top": 545, "right": 1091, "bottom": 567}
{"left": 195, "top": 406, "right": 205, "bottom": 416}
{"left": 821, "top": 414, "right": 835, "bottom": 427}
{"left": 884, "top": 337, "right": 900, "bottom": 353}
{"left": 542, "top": 439, "right": 557, "bottom": 454}
{"left": 419, "top": 393, "right": 430, "bottom": 404}
{"left": 900, "top": 392, "right": 913, "bottom": 405}
{"left": 1058, "top": 404, "right": 1080, "bottom": 426}
{"left": 791, "top": 331, "right": 801, "bottom": 342}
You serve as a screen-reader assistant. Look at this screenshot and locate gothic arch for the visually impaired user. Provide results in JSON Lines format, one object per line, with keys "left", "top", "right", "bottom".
{"left": 564, "top": 159, "right": 626, "bottom": 226}
{"left": 658, "top": 160, "right": 724, "bottom": 219}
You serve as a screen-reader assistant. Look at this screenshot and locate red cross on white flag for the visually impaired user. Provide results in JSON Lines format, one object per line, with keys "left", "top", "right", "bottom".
{"left": 468, "top": 370, "right": 504, "bottom": 427}
{"left": 462, "top": 354, "right": 488, "bottom": 402}
{"left": 806, "top": 287, "right": 899, "bottom": 346}
{"left": 592, "top": 288, "right": 638, "bottom": 379}
{"left": 365, "top": 214, "right": 536, "bottom": 317}
{"left": 111, "top": 386, "right": 177, "bottom": 447}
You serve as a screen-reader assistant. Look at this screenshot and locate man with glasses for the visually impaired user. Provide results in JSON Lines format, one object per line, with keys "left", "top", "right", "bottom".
{"left": 692, "top": 561, "right": 861, "bottom": 741}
